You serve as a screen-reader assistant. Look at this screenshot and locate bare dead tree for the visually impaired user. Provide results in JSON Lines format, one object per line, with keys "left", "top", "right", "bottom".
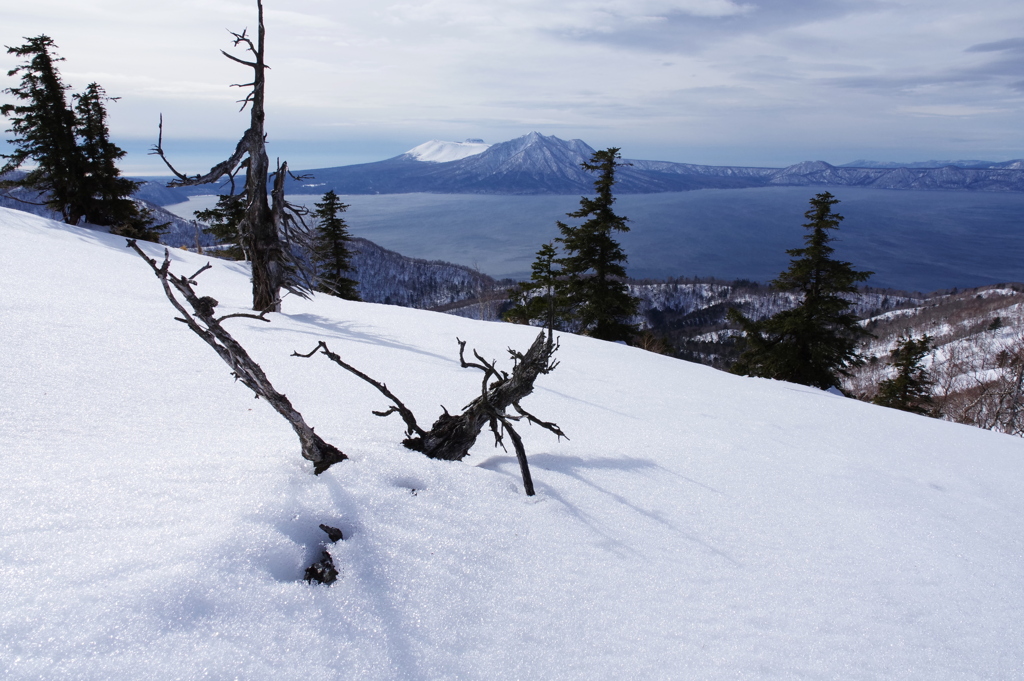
{"left": 150, "top": 0, "right": 309, "bottom": 312}
{"left": 127, "top": 240, "right": 346, "bottom": 474}
{"left": 295, "top": 332, "right": 566, "bottom": 496}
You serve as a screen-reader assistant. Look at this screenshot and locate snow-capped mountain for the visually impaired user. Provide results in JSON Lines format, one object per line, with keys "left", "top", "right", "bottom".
{"left": 401, "top": 139, "right": 491, "bottom": 163}
{"left": 275, "top": 135, "right": 1024, "bottom": 196}
{"left": 269, "top": 132, "right": 779, "bottom": 196}
{"left": 129, "top": 134, "right": 1024, "bottom": 201}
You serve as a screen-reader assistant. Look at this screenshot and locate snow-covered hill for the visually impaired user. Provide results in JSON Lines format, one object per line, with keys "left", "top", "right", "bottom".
{"left": 347, "top": 236, "right": 499, "bottom": 309}
{"left": 2, "top": 207, "right": 1023, "bottom": 679}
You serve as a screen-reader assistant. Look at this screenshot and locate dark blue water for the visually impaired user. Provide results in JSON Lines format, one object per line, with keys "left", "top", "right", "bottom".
{"left": 170, "top": 188, "right": 1024, "bottom": 292}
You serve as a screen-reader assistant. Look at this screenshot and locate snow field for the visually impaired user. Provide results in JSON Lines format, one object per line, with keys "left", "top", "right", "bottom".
{"left": 1, "top": 207, "right": 1023, "bottom": 679}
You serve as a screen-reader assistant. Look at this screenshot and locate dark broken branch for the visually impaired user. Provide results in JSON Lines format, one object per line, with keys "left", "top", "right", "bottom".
{"left": 186, "top": 263, "right": 213, "bottom": 282}
{"left": 221, "top": 50, "right": 258, "bottom": 68}
{"left": 293, "top": 341, "right": 426, "bottom": 441}
{"left": 494, "top": 414, "right": 535, "bottom": 497}
{"left": 0, "top": 190, "right": 49, "bottom": 207}
{"left": 150, "top": 114, "right": 253, "bottom": 188}
{"left": 215, "top": 311, "right": 272, "bottom": 323}
{"left": 127, "top": 239, "right": 345, "bottom": 474}
{"left": 512, "top": 401, "right": 568, "bottom": 441}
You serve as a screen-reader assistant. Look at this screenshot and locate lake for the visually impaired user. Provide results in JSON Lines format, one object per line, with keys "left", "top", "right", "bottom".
{"left": 165, "top": 187, "right": 1024, "bottom": 292}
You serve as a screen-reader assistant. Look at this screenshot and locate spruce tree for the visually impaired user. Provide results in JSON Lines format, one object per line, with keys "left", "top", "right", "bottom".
{"left": 1, "top": 37, "right": 161, "bottom": 239}
{"left": 1, "top": 35, "right": 88, "bottom": 225}
{"left": 556, "top": 148, "right": 638, "bottom": 342}
{"left": 194, "top": 193, "right": 247, "bottom": 260}
{"left": 873, "top": 335, "right": 934, "bottom": 415}
{"left": 730, "top": 192, "right": 873, "bottom": 389}
{"left": 312, "top": 190, "right": 360, "bottom": 300}
{"left": 74, "top": 83, "right": 164, "bottom": 241}
{"left": 505, "top": 242, "right": 569, "bottom": 341}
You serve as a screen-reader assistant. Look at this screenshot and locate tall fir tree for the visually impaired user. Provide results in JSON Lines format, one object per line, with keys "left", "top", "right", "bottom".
{"left": 1, "top": 37, "right": 161, "bottom": 239}
{"left": 194, "top": 193, "right": 247, "bottom": 260}
{"left": 504, "top": 241, "right": 570, "bottom": 342}
{"left": 729, "top": 192, "right": 873, "bottom": 389}
{"left": 1, "top": 35, "right": 88, "bottom": 225}
{"left": 873, "top": 335, "right": 934, "bottom": 415}
{"left": 556, "top": 148, "right": 638, "bottom": 342}
{"left": 73, "top": 83, "right": 164, "bottom": 241}
{"left": 312, "top": 190, "right": 360, "bottom": 300}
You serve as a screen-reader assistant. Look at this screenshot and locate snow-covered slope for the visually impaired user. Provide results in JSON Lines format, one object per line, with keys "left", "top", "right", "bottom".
{"left": 402, "top": 139, "right": 491, "bottom": 163}
{"left": 2, "top": 207, "right": 1023, "bottom": 679}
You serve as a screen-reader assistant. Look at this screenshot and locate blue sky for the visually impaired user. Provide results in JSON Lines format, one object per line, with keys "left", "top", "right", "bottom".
{"left": 2, "top": 0, "right": 1023, "bottom": 174}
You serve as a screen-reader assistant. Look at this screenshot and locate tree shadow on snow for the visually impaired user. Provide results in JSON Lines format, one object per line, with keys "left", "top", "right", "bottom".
{"left": 255, "top": 312, "right": 455, "bottom": 363}
{"left": 474, "top": 452, "right": 740, "bottom": 566}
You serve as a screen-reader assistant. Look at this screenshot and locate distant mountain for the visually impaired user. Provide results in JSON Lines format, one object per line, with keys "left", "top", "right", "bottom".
{"left": 280, "top": 134, "right": 1024, "bottom": 196}
{"left": 130, "top": 134, "right": 1024, "bottom": 203}
{"left": 276, "top": 132, "right": 775, "bottom": 196}
{"left": 841, "top": 159, "right": 1024, "bottom": 170}
{"left": 765, "top": 160, "right": 1024, "bottom": 192}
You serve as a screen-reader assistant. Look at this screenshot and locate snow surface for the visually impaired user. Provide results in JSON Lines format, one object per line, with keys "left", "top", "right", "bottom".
{"left": 403, "top": 139, "right": 491, "bottom": 163}
{"left": 1, "top": 206, "right": 1024, "bottom": 679}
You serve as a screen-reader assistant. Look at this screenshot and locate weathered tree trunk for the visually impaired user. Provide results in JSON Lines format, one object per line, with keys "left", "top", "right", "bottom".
{"left": 128, "top": 240, "right": 345, "bottom": 474}
{"left": 151, "top": 0, "right": 295, "bottom": 313}
{"left": 297, "top": 332, "right": 565, "bottom": 495}
{"left": 412, "top": 332, "right": 557, "bottom": 460}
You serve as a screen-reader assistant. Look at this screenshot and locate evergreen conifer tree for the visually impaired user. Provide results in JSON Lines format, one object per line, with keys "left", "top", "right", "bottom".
{"left": 873, "top": 335, "right": 934, "bottom": 415}
{"left": 311, "top": 190, "right": 360, "bottom": 300}
{"left": 1, "top": 35, "right": 88, "bottom": 225}
{"left": 74, "top": 83, "right": 164, "bottom": 241}
{"left": 194, "top": 193, "right": 247, "bottom": 260}
{"left": 505, "top": 242, "right": 569, "bottom": 341}
{"left": 1, "top": 37, "right": 161, "bottom": 239}
{"left": 729, "top": 192, "right": 872, "bottom": 389}
{"left": 556, "top": 148, "right": 638, "bottom": 342}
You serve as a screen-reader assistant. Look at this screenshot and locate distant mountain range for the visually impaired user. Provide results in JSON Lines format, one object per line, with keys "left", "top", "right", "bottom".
{"left": 131, "top": 132, "right": 1024, "bottom": 204}
{"left": 839, "top": 159, "right": 1024, "bottom": 170}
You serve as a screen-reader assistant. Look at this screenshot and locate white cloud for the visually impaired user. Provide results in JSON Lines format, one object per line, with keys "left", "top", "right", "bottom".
{"left": 2, "top": 0, "right": 1024, "bottom": 171}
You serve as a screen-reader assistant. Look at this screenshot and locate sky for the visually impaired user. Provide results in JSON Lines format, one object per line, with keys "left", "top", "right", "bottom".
{"left": 1, "top": 0, "right": 1023, "bottom": 174}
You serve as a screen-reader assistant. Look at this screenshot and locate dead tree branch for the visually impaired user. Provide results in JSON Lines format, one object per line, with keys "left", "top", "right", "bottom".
{"left": 293, "top": 341, "right": 426, "bottom": 443}
{"left": 128, "top": 239, "right": 345, "bottom": 474}
{"left": 296, "top": 331, "right": 565, "bottom": 496}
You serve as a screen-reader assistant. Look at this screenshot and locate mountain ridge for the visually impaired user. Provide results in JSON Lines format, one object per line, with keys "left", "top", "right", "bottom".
{"left": 128, "top": 132, "right": 1024, "bottom": 203}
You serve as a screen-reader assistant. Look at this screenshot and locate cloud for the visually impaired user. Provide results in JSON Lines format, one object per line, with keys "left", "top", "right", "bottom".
{"left": 387, "top": 0, "right": 752, "bottom": 35}
{"left": 563, "top": 0, "right": 881, "bottom": 53}
{"left": 898, "top": 104, "right": 1003, "bottom": 117}
{"left": 966, "top": 37, "right": 1024, "bottom": 53}
{"left": 3, "top": 0, "right": 1024, "bottom": 171}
